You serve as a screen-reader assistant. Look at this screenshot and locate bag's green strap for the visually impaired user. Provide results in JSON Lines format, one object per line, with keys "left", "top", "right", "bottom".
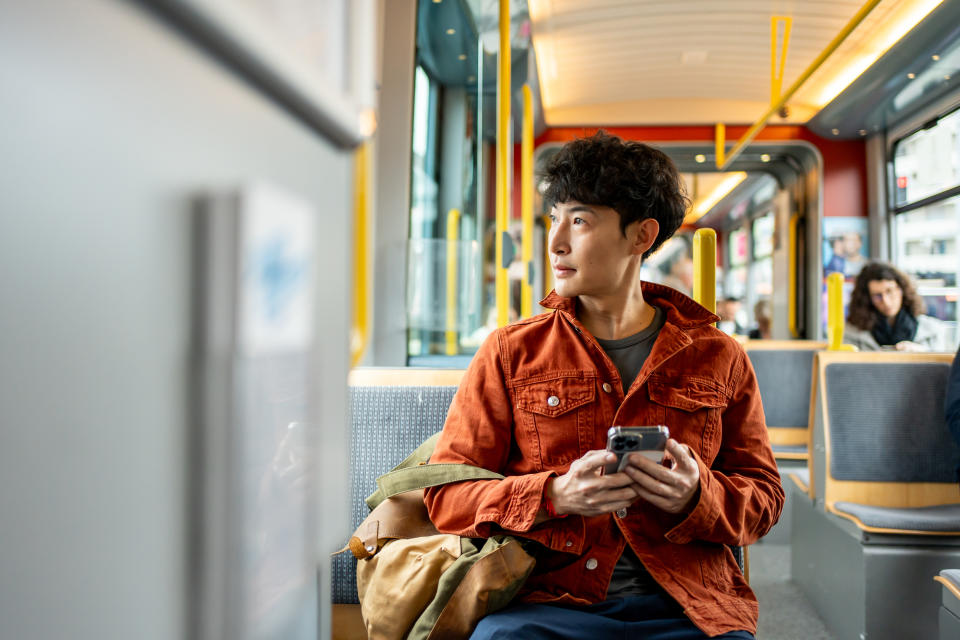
{"left": 364, "top": 431, "right": 505, "bottom": 509}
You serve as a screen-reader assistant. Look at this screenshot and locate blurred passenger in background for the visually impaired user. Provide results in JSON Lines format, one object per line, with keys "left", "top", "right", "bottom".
{"left": 661, "top": 253, "right": 693, "bottom": 296}
{"left": 844, "top": 261, "right": 945, "bottom": 351}
{"left": 716, "top": 297, "right": 745, "bottom": 335}
{"left": 748, "top": 298, "right": 772, "bottom": 340}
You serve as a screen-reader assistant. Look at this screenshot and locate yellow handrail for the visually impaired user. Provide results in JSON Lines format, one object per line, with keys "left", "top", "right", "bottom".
{"left": 716, "top": 0, "right": 882, "bottom": 170}
{"left": 521, "top": 84, "right": 534, "bottom": 318}
{"left": 692, "top": 228, "right": 717, "bottom": 315}
{"left": 826, "top": 272, "right": 845, "bottom": 350}
{"left": 445, "top": 208, "right": 460, "bottom": 355}
{"left": 350, "top": 142, "right": 370, "bottom": 368}
{"left": 495, "top": 0, "right": 511, "bottom": 327}
{"left": 788, "top": 213, "right": 799, "bottom": 338}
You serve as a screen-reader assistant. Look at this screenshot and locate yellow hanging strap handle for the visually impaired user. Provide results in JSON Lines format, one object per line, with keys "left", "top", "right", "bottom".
{"left": 445, "top": 208, "right": 460, "bottom": 355}
{"left": 692, "top": 228, "right": 717, "bottom": 316}
{"left": 495, "top": 0, "right": 512, "bottom": 327}
{"left": 521, "top": 84, "right": 534, "bottom": 318}
{"left": 351, "top": 142, "right": 370, "bottom": 368}
{"left": 826, "top": 271, "right": 850, "bottom": 350}
{"left": 770, "top": 16, "right": 792, "bottom": 105}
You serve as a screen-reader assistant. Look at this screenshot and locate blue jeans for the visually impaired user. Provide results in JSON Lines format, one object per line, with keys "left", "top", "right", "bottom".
{"left": 470, "top": 593, "right": 755, "bottom": 640}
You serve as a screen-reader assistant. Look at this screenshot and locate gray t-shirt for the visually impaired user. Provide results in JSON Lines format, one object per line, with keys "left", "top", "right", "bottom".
{"left": 594, "top": 305, "right": 666, "bottom": 598}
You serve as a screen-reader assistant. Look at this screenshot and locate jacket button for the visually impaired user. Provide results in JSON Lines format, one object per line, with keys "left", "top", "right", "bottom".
{"left": 602, "top": 382, "right": 613, "bottom": 393}
{"left": 616, "top": 508, "right": 627, "bottom": 518}
{"left": 547, "top": 395, "right": 560, "bottom": 407}
{"left": 585, "top": 558, "right": 598, "bottom": 570}
{"left": 565, "top": 540, "right": 573, "bottom": 547}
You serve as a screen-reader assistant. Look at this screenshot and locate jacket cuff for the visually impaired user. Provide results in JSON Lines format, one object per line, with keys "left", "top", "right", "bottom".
{"left": 664, "top": 451, "right": 720, "bottom": 544}
{"left": 500, "top": 470, "right": 555, "bottom": 532}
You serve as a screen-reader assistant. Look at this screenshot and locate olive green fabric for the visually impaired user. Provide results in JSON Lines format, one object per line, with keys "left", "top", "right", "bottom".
{"left": 354, "top": 434, "right": 535, "bottom": 640}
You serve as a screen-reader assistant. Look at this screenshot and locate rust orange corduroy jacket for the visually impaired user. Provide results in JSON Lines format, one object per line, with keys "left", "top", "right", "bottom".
{"left": 424, "top": 282, "right": 784, "bottom": 637}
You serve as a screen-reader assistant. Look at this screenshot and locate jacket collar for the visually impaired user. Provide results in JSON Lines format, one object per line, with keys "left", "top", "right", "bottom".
{"left": 539, "top": 281, "right": 720, "bottom": 330}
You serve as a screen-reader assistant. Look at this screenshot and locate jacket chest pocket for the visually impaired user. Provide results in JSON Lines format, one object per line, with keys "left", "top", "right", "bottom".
{"left": 514, "top": 376, "right": 596, "bottom": 468}
{"left": 647, "top": 377, "right": 726, "bottom": 461}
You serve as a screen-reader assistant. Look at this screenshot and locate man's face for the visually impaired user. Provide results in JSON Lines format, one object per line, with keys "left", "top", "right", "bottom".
{"left": 548, "top": 201, "right": 642, "bottom": 300}
{"left": 843, "top": 232, "right": 862, "bottom": 257}
{"left": 718, "top": 301, "right": 739, "bottom": 322}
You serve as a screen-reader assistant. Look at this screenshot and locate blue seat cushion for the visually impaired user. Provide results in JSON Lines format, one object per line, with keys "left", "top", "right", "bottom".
{"left": 833, "top": 501, "right": 960, "bottom": 533}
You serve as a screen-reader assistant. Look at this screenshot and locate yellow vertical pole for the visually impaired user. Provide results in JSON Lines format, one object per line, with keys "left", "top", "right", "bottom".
{"left": 495, "top": 0, "right": 511, "bottom": 327}
{"left": 543, "top": 215, "right": 553, "bottom": 297}
{"left": 351, "top": 142, "right": 370, "bottom": 368}
{"left": 445, "top": 208, "right": 461, "bottom": 355}
{"left": 692, "top": 228, "right": 717, "bottom": 315}
{"left": 827, "top": 271, "right": 845, "bottom": 350}
{"left": 521, "top": 84, "right": 534, "bottom": 318}
{"left": 714, "top": 124, "right": 726, "bottom": 170}
{"left": 788, "top": 214, "right": 799, "bottom": 338}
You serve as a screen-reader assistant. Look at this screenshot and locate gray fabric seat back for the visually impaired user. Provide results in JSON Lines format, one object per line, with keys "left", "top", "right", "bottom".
{"left": 331, "top": 384, "right": 458, "bottom": 605}
{"left": 824, "top": 362, "right": 960, "bottom": 482}
{"left": 748, "top": 349, "right": 817, "bottom": 429}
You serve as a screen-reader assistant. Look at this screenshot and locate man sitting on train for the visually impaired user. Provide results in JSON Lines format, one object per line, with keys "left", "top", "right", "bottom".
{"left": 424, "top": 131, "right": 783, "bottom": 640}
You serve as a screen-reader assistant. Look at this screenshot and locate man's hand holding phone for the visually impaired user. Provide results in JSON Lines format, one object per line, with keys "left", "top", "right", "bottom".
{"left": 542, "top": 450, "right": 641, "bottom": 519}
{"left": 622, "top": 439, "right": 701, "bottom": 514}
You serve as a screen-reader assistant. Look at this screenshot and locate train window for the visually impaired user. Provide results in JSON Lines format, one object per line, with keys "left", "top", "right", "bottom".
{"left": 407, "top": 56, "right": 485, "bottom": 360}
{"left": 893, "top": 194, "right": 960, "bottom": 346}
{"left": 891, "top": 107, "right": 960, "bottom": 349}
{"left": 892, "top": 109, "right": 960, "bottom": 207}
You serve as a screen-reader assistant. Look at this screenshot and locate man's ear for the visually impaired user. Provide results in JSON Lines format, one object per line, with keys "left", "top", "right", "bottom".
{"left": 632, "top": 218, "right": 660, "bottom": 256}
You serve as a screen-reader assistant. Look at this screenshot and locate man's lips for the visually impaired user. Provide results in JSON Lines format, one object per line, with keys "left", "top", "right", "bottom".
{"left": 553, "top": 264, "right": 575, "bottom": 277}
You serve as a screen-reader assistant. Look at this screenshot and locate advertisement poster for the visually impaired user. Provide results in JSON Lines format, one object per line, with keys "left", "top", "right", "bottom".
{"left": 821, "top": 217, "right": 869, "bottom": 331}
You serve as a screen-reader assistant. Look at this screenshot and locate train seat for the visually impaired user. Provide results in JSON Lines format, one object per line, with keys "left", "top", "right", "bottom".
{"left": 744, "top": 340, "right": 826, "bottom": 462}
{"left": 744, "top": 340, "right": 825, "bottom": 543}
{"left": 934, "top": 569, "right": 960, "bottom": 639}
{"left": 792, "top": 351, "right": 960, "bottom": 640}
{"left": 332, "top": 368, "right": 464, "bottom": 640}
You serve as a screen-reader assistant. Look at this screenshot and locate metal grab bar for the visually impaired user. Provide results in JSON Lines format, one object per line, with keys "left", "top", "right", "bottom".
{"left": 495, "top": 0, "right": 511, "bottom": 327}
{"left": 445, "top": 208, "right": 460, "bottom": 355}
{"left": 788, "top": 213, "right": 799, "bottom": 338}
{"left": 692, "top": 228, "right": 717, "bottom": 316}
{"left": 826, "top": 272, "right": 846, "bottom": 350}
{"left": 351, "top": 142, "right": 370, "bottom": 368}
{"left": 716, "top": 0, "right": 882, "bottom": 169}
{"left": 521, "top": 84, "right": 534, "bottom": 318}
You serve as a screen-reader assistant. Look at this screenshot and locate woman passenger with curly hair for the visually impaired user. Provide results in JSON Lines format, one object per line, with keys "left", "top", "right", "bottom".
{"left": 844, "top": 261, "right": 946, "bottom": 351}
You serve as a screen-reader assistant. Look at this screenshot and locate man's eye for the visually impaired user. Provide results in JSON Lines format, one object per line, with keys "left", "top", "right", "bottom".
{"left": 573, "top": 217, "right": 584, "bottom": 225}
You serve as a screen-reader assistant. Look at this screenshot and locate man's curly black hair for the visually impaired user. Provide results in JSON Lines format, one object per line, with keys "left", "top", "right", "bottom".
{"left": 542, "top": 131, "right": 690, "bottom": 260}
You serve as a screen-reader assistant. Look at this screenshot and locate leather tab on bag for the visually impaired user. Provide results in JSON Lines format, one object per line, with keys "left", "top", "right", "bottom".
{"left": 348, "top": 519, "right": 381, "bottom": 559}
{"left": 348, "top": 490, "right": 441, "bottom": 559}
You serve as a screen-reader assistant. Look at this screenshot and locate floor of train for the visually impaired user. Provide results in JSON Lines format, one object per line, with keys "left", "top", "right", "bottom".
{"left": 752, "top": 542, "right": 834, "bottom": 639}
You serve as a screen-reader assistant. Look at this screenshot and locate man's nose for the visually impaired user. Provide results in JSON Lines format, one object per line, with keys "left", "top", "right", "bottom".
{"left": 549, "top": 224, "right": 568, "bottom": 255}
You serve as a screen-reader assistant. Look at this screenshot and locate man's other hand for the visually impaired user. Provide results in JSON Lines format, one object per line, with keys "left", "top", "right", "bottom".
{"left": 622, "top": 439, "right": 700, "bottom": 514}
{"left": 547, "top": 450, "right": 640, "bottom": 517}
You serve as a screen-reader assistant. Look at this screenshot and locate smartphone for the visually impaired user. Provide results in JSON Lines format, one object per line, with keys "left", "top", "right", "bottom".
{"left": 603, "top": 426, "right": 670, "bottom": 475}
